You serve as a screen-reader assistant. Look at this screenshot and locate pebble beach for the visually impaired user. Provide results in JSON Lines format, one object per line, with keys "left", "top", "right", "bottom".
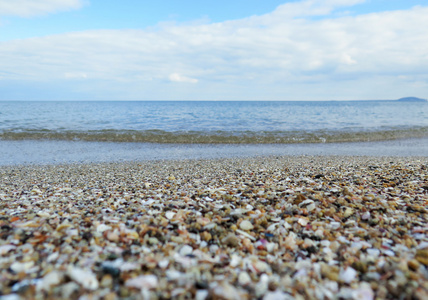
{"left": 1, "top": 156, "right": 428, "bottom": 299}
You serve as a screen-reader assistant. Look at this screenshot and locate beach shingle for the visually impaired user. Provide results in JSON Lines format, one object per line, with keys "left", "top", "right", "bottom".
{"left": 0, "top": 156, "right": 427, "bottom": 299}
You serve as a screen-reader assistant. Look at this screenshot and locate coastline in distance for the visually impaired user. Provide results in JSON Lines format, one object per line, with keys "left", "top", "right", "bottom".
{"left": 397, "top": 97, "right": 427, "bottom": 102}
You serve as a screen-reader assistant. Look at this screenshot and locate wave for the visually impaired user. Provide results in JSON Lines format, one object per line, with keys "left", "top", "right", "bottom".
{"left": 1, "top": 127, "right": 428, "bottom": 144}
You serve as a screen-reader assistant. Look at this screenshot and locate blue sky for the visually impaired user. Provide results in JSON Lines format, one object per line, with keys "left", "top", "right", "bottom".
{"left": 1, "top": 0, "right": 428, "bottom": 100}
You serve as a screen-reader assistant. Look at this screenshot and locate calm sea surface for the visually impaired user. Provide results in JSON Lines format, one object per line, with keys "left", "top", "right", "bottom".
{"left": 1, "top": 101, "right": 427, "bottom": 164}
{"left": 1, "top": 101, "right": 427, "bottom": 144}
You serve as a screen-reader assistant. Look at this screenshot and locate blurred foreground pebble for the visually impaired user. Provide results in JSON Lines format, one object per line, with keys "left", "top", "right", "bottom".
{"left": 0, "top": 156, "right": 428, "bottom": 299}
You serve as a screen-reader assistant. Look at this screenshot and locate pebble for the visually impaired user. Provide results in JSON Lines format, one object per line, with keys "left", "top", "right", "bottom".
{"left": 165, "top": 211, "right": 175, "bottom": 220}
{"left": 179, "top": 245, "right": 193, "bottom": 256}
{"left": 222, "top": 234, "right": 240, "bottom": 248}
{"left": 100, "top": 274, "right": 113, "bottom": 288}
{"left": 239, "top": 220, "right": 254, "bottom": 230}
{"left": 67, "top": 267, "right": 99, "bottom": 290}
{"left": 255, "top": 274, "right": 269, "bottom": 298}
{"left": 0, "top": 156, "right": 427, "bottom": 299}
{"left": 61, "top": 282, "right": 80, "bottom": 298}
{"left": 344, "top": 207, "right": 354, "bottom": 218}
{"left": 416, "top": 249, "right": 428, "bottom": 265}
{"left": 10, "top": 261, "right": 34, "bottom": 273}
{"left": 0, "top": 245, "right": 16, "bottom": 255}
{"left": 298, "top": 217, "right": 309, "bottom": 226}
{"left": 37, "top": 271, "right": 63, "bottom": 292}
{"left": 125, "top": 275, "right": 158, "bottom": 290}
{"left": 340, "top": 267, "right": 358, "bottom": 284}
{"left": 210, "top": 282, "right": 241, "bottom": 300}
{"left": 238, "top": 271, "right": 252, "bottom": 285}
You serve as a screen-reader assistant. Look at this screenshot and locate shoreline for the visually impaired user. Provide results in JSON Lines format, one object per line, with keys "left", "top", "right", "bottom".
{"left": 1, "top": 156, "right": 428, "bottom": 299}
{"left": 1, "top": 137, "right": 428, "bottom": 166}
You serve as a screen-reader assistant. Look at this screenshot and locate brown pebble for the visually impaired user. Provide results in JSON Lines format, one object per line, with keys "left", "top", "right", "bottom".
{"left": 321, "top": 264, "right": 339, "bottom": 281}
{"left": 415, "top": 250, "right": 428, "bottom": 265}
{"left": 201, "top": 231, "right": 212, "bottom": 241}
{"left": 101, "top": 274, "right": 113, "bottom": 288}
{"left": 222, "top": 234, "right": 240, "bottom": 248}
{"left": 408, "top": 259, "right": 420, "bottom": 271}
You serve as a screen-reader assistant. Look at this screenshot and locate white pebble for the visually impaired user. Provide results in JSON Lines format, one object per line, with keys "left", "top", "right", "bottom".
{"left": 238, "top": 271, "right": 252, "bottom": 285}
{"left": 299, "top": 200, "right": 314, "bottom": 207}
{"left": 10, "top": 261, "right": 34, "bottom": 273}
{"left": 340, "top": 267, "right": 357, "bottom": 284}
{"left": 0, "top": 245, "right": 16, "bottom": 255}
{"left": 179, "top": 245, "right": 193, "bottom": 256}
{"left": 158, "top": 260, "right": 169, "bottom": 269}
{"left": 47, "top": 252, "right": 59, "bottom": 263}
{"left": 266, "top": 223, "right": 279, "bottom": 232}
{"left": 37, "top": 271, "right": 63, "bottom": 292}
{"left": 196, "top": 290, "right": 209, "bottom": 300}
{"left": 67, "top": 266, "right": 99, "bottom": 290}
{"left": 236, "top": 229, "right": 256, "bottom": 241}
{"left": 266, "top": 242, "right": 276, "bottom": 253}
{"left": 362, "top": 211, "right": 370, "bottom": 220}
{"left": 255, "top": 273, "right": 269, "bottom": 298}
{"left": 96, "top": 224, "right": 112, "bottom": 233}
{"left": 366, "top": 248, "right": 380, "bottom": 258}
{"left": 230, "top": 254, "right": 242, "bottom": 267}
{"left": 417, "top": 241, "right": 428, "bottom": 249}
{"left": 240, "top": 220, "right": 254, "bottom": 230}
{"left": 165, "top": 211, "right": 175, "bottom": 220}
{"left": 37, "top": 210, "right": 51, "bottom": 218}
{"left": 125, "top": 275, "right": 158, "bottom": 289}
{"left": 330, "top": 222, "right": 341, "bottom": 230}
{"left": 61, "top": 282, "right": 80, "bottom": 298}
{"left": 209, "top": 244, "right": 219, "bottom": 253}
{"left": 0, "top": 294, "right": 21, "bottom": 300}
{"left": 264, "top": 290, "right": 289, "bottom": 300}
{"left": 298, "top": 218, "right": 308, "bottom": 226}
{"left": 353, "top": 282, "right": 375, "bottom": 300}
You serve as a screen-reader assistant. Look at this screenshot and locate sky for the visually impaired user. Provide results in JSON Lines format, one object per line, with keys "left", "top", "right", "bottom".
{"left": 0, "top": 0, "right": 428, "bottom": 101}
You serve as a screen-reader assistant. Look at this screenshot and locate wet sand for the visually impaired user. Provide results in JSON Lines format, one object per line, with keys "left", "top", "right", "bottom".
{"left": 1, "top": 138, "right": 428, "bottom": 165}
{"left": 1, "top": 156, "right": 428, "bottom": 299}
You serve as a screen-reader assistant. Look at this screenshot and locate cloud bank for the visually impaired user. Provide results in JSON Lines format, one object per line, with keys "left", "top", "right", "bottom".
{"left": 169, "top": 73, "right": 198, "bottom": 84}
{"left": 0, "top": 0, "right": 427, "bottom": 100}
{"left": 0, "top": 0, "right": 84, "bottom": 17}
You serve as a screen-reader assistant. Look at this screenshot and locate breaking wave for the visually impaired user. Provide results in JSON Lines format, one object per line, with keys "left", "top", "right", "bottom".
{"left": 1, "top": 127, "right": 427, "bottom": 144}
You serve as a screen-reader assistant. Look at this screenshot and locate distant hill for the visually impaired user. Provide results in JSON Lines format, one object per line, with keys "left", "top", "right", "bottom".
{"left": 397, "top": 97, "right": 427, "bottom": 102}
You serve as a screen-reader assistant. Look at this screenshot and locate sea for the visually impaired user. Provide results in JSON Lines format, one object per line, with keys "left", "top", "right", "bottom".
{"left": 1, "top": 100, "right": 427, "bottom": 165}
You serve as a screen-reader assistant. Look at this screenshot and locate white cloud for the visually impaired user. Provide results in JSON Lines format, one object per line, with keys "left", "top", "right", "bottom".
{"left": 65, "top": 72, "right": 87, "bottom": 79}
{"left": 169, "top": 73, "right": 198, "bottom": 83}
{"left": 340, "top": 53, "right": 357, "bottom": 65}
{"left": 0, "top": 0, "right": 428, "bottom": 100}
{"left": 270, "top": 0, "right": 366, "bottom": 19}
{"left": 0, "top": 0, "right": 84, "bottom": 17}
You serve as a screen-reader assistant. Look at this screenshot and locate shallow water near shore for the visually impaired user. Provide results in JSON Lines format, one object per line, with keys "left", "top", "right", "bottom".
{"left": 2, "top": 100, "right": 427, "bottom": 165}
{"left": 1, "top": 137, "right": 427, "bottom": 165}
{"left": 1, "top": 100, "right": 427, "bottom": 144}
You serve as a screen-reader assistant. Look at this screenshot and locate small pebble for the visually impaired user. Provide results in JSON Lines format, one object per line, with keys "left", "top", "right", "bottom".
{"left": 0, "top": 156, "right": 426, "bottom": 299}
{"left": 125, "top": 275, "right": 158, "bottom": 290}
{"left": 222, "top": 234, "right": 240, "bottom": 248}
{"left": 67, "top": 267, "right": 99, "bottom": 290}
{"left": 340, "top": 267, "right": 357, "bottom": 284}
{"left": 239, "top": 220, "right": 254, "bottom": 230}
{"left": 179, "top": 245, "right": 193, "bottom": 256}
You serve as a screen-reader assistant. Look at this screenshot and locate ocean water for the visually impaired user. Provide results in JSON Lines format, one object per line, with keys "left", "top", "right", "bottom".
{"left": 1, "top": 100, "right": 427, "bottom": 144}
{"left": 1, "top": 100, "right": 427, "bottom": 164}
